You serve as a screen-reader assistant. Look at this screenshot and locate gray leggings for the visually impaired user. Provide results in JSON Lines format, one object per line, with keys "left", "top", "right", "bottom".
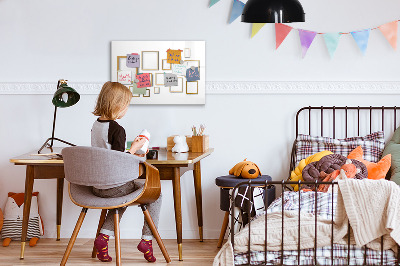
{"left": 92, "top": 180, "right": 162, "bottom": 240}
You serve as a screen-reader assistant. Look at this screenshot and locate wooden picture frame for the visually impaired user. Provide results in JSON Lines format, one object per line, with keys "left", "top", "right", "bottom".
{"left": 154, "top": 87, "right": 160, "bottom": 94}
{"left": 162, "top": 59, "right": 171, "bottom": 70}
{"left": 169, "top": 77, "right": 184, "bottom": 93}
{"left": 117, "top": 56, "right": 138, "bottom": 81}
{"left": 185, "top": 60, "right": 200, "bottom": 74}
{"left": 141, "top": 51, "right": 159, "bottom": 70}
{"left": 186, "top": 81, "right": 199, "bottom": 95}
{"left": 143, "top": 89, "right": 150, "bottom": 97}
{"left": 155, "top": 73, "right": 165, "bottom": 86}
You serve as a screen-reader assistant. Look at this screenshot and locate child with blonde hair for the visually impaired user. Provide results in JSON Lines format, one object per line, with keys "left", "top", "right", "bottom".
{"left": 91, "top": 81, "right": 161, "bottom": 263}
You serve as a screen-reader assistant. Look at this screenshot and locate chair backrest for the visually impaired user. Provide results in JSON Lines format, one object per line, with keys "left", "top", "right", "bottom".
{"left": 62, "top": 146, "right": 145, "bottom": 187}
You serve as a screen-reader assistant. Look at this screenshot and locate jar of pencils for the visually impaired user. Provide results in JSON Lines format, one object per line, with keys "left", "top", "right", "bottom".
{"left": 191, "top": 124, "right": 208, "bottom": 152}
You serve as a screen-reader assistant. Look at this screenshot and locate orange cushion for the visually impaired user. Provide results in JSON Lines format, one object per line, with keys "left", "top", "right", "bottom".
{"left": 347, "top": 146, "right": 391, "bottom": 180}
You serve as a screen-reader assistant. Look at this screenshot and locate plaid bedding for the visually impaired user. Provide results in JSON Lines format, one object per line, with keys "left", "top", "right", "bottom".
{"left": 294, "top": 131, "right": 385, "bottom": 166}
{"left": 234, "top": 191, "right": 397, "bottom": 265}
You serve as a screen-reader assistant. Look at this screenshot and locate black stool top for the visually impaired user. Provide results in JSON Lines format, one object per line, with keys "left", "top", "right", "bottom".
{"left": 215, "top": 175, "right": 272, "bottom": 188}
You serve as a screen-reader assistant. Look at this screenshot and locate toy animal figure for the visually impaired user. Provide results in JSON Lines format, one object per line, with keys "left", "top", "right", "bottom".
{"left": 229, "top": 159, "right": 261, "bottom": 179}
{"left": 172, "top": 135, "right": 189, "bottom": 153}
{"left": 1, "top": 192, "right": 44, "bottom": 247}
{"left": 318, "top": 160, "right": 360, "bottom": 193}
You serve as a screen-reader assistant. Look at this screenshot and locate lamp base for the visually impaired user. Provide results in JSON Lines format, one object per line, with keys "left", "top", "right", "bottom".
{"left": 38, "top": 137, "right": 76, "bottom": 154}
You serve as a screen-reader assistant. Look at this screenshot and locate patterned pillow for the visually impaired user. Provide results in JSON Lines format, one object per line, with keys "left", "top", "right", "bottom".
{"left": 294, "top": 131, "right": 385, "bottom": 166}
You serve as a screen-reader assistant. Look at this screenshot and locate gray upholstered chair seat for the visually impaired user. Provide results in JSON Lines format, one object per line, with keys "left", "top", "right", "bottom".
{"left": 69, "top": 180, "right": 145, "bottom": 208}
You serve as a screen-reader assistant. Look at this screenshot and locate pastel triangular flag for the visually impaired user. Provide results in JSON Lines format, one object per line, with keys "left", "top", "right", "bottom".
{"left": 229, "top": 0, "right": 245, "bottom": 24}
{"left": 251, "top": 23, "right": 266, "bottom": 38}
{"left": 378, "top": 21, "right": 397, "bottom": 50}
{"left": 209, "top": 0, "right": 220, "bottom": 7}
{"left": 323, "top": 33, "right": 341, "bottom": 58}
{"left": 351, "top": 29, "right": 370, "bottom": 55}
{"left": 298, "top": 29, "right": 317, "bottom": 58}
{"left": 275, "top": 23, "right": 293, "bottom": 49}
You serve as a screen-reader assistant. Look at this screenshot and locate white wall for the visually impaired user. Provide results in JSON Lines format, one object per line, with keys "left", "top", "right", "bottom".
{"left": 1, "top": 0, "right": 400, "bottom": 239}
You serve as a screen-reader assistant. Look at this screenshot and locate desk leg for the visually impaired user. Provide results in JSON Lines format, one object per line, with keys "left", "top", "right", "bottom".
{"left": 172, "top": 167, "right": 183, "bottom": 261}
{"left": 193, "top": 161, "right": 203, "bottom": 242}
{"left": 56, "top": 178, "right": 64, "bottom": 241}
{"left": 20, "top": 165, "right": 34, "bottom": 259}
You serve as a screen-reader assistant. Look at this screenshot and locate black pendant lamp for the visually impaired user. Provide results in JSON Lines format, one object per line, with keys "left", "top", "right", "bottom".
{"left": 242, "top": 0, "right": 305, "bottom": 23}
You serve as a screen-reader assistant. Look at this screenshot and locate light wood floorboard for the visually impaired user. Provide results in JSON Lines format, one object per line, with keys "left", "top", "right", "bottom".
{"left": 0, "top": 239, "right": 222, "bottom": 265}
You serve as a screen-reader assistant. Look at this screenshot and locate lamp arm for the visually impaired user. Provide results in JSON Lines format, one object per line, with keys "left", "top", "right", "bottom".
{"left": 50, "top": 105, "right": 57, "bottom": 148}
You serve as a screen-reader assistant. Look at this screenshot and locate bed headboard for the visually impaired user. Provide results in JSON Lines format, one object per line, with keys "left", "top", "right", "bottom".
{"left": 290, "top": 106, "right": 400, "bottom": 178}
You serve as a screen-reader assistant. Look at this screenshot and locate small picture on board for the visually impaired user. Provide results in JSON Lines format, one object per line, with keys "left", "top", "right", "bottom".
{"left": 155, "top": 73, "right": 165, "bottom": 86}
{"left": 142, "top": 51, "right": 159, "bottom": 70}
{"left": 143, "top": 89, "right": 150, "bottom": 97}
{"left": 169, "top": 77, "right": 184, "bottom": 93}
{"left": 154, "top": 87, "right": 160, "bottom": 94}
{"left": 117, "top": 70, "right": 132, "bottom": 84}
{"left": 184, "top": 48, "right": 191, "bottom": 58}
{"left": 186, "top": 81, "right": 199, "bottom": 95}
{"left": 162, "top": 59, "right": 171, "bottom": 70}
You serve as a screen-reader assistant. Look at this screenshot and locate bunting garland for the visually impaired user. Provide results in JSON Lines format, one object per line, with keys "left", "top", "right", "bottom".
{"left": 208, "top": 2, "right": 399, "bottom": 58}
{"left": 323, "top": 33, "right": 341, "bottom": 58}
{"left": 275, "top": 23, "right": 292, "bottom": 49}
{"left": 351, "top": 29, "right": 370, "bottom": 55}
{"left": 229, "top": 0, "right": 245, "bottom": 24}
{"left": 298, "top": 30, "right": 317, "bottom": 58}
{"left": 209, "top": 0, "right": 220, "bottom": 8}
{"left": 378, "top": 21, "right": 397, "bottom": 50}
{"left": 251, "top": 23, "right": 266, "bottom": 38}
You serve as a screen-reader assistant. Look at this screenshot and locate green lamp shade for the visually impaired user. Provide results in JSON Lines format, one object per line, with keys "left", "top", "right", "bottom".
{"left": 52, "top": 84, "right": 80, "bottom": 108}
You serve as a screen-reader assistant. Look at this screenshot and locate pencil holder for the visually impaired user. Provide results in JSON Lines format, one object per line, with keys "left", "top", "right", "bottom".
{"left": 191, "top": 135, "right": 209, "bottom": 153}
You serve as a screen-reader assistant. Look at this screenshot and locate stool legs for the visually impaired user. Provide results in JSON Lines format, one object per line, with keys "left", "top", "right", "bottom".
{"left": 141, "top": 205, "right": 171, "bottom": 263}
{"left": 114, "top": 209, "right": 121, "bottom": 266}
{"left": 91, "top": 209, "right": 107, "bottom": 258}
{"left": 61, "top": 208, "right": 88, "bottom": 266}
{"left": 217, "top": 211, "right": 230, "bottom": 248}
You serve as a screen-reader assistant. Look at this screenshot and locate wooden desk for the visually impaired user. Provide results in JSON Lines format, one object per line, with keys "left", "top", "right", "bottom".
{"left": 9, "top": 148, "right": 64, "bottom": 259}
{"left": 10, "top": 147, "right": 213, "bottom": 261}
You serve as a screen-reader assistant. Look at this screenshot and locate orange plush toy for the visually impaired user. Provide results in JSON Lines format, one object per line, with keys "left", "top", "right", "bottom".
{"left": 1, "top": 192, "right": 43, "bottom": 247}
{"left": 317, "top": 161, "right": 359, "bottom": 192}
{"left": 347, "top": 146, "right": 391, "bottom": 180}
{"left": 229, "top": 159, "right": 261, "bottom": 179}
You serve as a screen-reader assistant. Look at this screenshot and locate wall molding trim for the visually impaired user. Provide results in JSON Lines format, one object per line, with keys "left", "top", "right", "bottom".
{"left": 1, "top": 81, "right": 400, "bottom": 95}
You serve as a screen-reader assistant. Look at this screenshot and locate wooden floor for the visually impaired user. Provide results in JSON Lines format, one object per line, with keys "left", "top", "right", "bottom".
{"left": 0, "top": 239, "right": 221, "bottom": 265}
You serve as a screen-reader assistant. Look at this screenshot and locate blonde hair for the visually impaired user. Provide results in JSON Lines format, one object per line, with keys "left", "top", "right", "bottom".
{"left": 93, "top": 81, "right": 132, "bottom": 120}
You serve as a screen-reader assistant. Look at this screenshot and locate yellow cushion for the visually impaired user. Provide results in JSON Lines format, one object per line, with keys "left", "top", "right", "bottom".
{"left": 289, "top": 150, "right": 333, "bottom": 191}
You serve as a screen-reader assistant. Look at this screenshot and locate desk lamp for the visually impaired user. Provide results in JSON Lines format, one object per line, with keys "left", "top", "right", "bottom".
{"left": 241, "top": 0, "right": 305, "bottom": 23}
{"left": 38, "top": 79, "right": 80, "bottom": 154}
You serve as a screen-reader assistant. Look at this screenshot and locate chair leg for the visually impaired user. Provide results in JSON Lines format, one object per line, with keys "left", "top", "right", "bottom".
{"left": 114, "top": 209, "right": 121, "bottom": 266}
{"left": 91, "top": 209, "right": 108, "bottom": 258}
{"left": 141, "top": 205, "right": 171, "bottom": 263}
{"left": 60, "top": 208, "right": 88, "bottom": 266}
{"left": 217, "top": 211, "right": 230, "bottom": 248}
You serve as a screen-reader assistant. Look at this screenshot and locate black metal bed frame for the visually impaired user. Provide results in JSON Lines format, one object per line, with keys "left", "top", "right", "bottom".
{"left": 230, "top": 106, "right": 400, "bottom": 266}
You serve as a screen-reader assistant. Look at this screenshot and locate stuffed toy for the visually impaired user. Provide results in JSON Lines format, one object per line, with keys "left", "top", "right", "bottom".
{"left": 1, "top": 192, "right": 44, "bottom": 247}
{"left": 301, "top": 154, "right": 368, "bottom": 191}
{"left": 172, "top": 135, "right": 189, "bottom": 153}
{"left": 229, "top": 159, "right": 261, "bottom": 179}
{"left": 348, "top": 146, "right": 391, "bottom": 180}
{"left": 317, "top": 160, "right": 360, "bottom": 193}
{"left": 289, "top": 150, "right": 333, "bottom": 191}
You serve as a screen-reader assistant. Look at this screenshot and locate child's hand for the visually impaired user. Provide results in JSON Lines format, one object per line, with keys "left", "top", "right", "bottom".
{"left": 134, "top": 149, "right": 149, "bottom": 157}
{"left": 129, "top": 137, "right": 147, "bottom": 154}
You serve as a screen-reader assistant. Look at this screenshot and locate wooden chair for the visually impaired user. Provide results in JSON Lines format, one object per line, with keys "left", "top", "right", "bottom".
{"left": 60, "top": 146, "right": 171, "bottom": 265}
